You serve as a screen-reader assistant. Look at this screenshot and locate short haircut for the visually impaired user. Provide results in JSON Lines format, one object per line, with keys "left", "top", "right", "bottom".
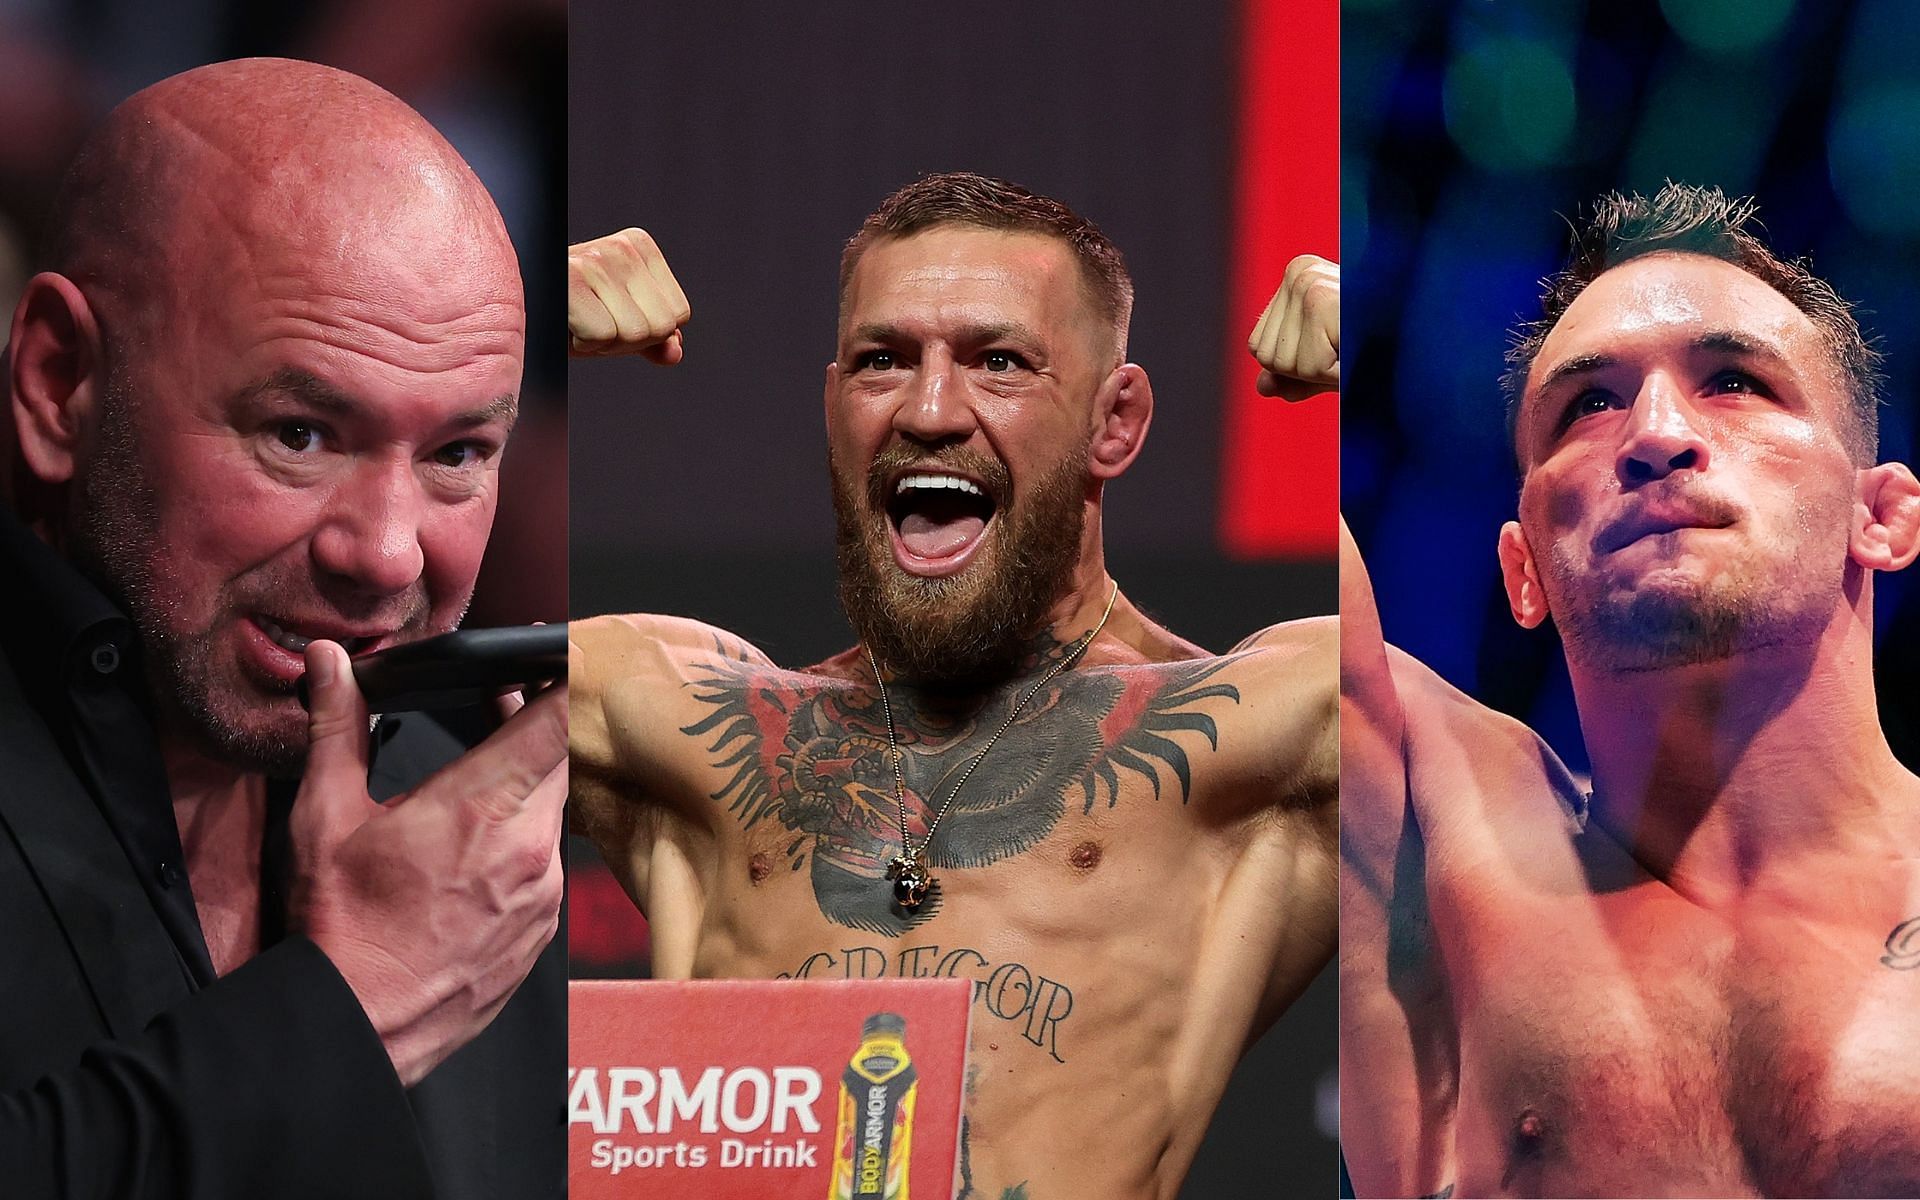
{"left": 1502, "top": 182, "right": 1883, "bottom": 465}
{"left": 838, "top": 172, "right": 1134, "bottom": 362}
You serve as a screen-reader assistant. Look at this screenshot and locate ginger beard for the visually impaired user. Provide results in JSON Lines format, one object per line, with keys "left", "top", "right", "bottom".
{"left": 832, "top": 437, "right": 1090, "bottom": 685}
{"left": 68, "top": 374, "right": 435, "bottom": 777}
{"left": 1529, "top": 470, "right": 1854, "bottom": 673}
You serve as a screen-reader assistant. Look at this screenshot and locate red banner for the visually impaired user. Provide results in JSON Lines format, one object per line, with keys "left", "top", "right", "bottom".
{"left": 1219, "top": 0, "right": 1341, "bottom": 558}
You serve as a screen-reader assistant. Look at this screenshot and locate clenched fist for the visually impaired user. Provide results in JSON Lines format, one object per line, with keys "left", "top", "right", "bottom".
{"left": 1250, "top": 254, "right": 1339, "bottom": 402}
{"left": 568, "top": 227, "right": 690, "bottom": 361}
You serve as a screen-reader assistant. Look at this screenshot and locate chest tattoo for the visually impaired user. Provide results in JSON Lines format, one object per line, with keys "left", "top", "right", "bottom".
{"left": 780, "top": 942, "right": 1076, "bottom": 1063}
{"left": 1883, "top": 915, "right": 1920, "bottom": 970}
{"left": 680, "top": 643, "right": 1240, "bottom": 935}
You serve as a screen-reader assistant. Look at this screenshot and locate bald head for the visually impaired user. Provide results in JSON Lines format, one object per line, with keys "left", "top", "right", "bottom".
{"left": 7, "top": 59, "right": 526, "bottom": 772}
{"left": 49, "top": 58, "right": 519, "bottom": 346}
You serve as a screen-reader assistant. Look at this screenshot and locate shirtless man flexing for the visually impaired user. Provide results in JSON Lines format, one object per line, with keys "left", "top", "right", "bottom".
{"left": 567, "top": 173, "right": 1338, "bottom": 1199}
{"left": 1341, "top": 183, "right": 1920, "bottom": 1198}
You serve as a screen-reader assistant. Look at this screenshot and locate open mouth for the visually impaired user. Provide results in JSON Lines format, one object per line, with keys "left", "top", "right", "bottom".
{"left": 255, "top": 616, "right": 381, "bottom": 657}
{"left": 886, "top": 471, "right": 998, "bottom": 576}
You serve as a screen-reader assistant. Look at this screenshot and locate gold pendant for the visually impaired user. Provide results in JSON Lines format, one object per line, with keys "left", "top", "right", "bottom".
{"left": 886, "top": 852, "right": 931, "bottom": 910}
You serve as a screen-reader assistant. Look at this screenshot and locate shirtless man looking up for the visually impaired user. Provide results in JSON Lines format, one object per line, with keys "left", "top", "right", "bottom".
{"left": 1341, "top": 183, "right": 1920, "bottom": 1198}
{"left": 569, "top": 173, "right": 1339, "bottom": 1200}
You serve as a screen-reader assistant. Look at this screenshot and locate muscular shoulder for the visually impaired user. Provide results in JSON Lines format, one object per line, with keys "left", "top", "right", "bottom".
{"left": 1226, "top": 616, "right": 1338, "bottom": 804}
{"left": 569, "top": 613, "right": 773, "bottom": 774}
{"left": 571, "top": 613, "right": 771, "bottom": 682}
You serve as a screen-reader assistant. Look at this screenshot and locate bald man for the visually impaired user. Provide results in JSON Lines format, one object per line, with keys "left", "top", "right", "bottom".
{"left": 0, "top": 61, "right": 565, "bottom": 1198}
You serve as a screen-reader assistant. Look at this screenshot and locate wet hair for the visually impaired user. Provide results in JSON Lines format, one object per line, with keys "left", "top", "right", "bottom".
{"left": 838, "top": 171, "right": 1134, "bottom": 362}
{"left": 1502, "top": 182, "right": 1883, "bottom": 465}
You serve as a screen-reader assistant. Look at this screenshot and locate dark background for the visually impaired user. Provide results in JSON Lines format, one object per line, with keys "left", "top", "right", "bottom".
{"left": 1344, "top": 0, "right": 1920, "bottom": 776}
{"left": 566, "top": 0, "right": 1340, "bottom": 1193}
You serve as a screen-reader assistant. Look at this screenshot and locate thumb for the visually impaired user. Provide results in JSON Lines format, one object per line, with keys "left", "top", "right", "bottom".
{"left": 294, "top": 639, "right": 374, "bottom": 841}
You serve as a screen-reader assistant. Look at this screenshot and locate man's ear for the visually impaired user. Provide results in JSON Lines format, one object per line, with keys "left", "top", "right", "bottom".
{"left": 1498, "top": 520, "right": 1551, "bottom": 628}
{"left": 1088, "top": 363, "right": 1152, "bottom": 480}
{"left": 1851, "top": 462, "right": 1920, "bottom": 572}
{"left": 10, "top": 272, "right": 103, "bottom": 486}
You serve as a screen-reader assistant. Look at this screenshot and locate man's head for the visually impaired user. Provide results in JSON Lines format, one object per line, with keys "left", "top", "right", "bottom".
{"left": 7, "top": 59, "right": 524, "bottom": 773}
{"left": 1496, "top": 183, "right": 1920, "bottom": 673}
{"left": 824, "top": 173, "right": 1152, "bottom": 684}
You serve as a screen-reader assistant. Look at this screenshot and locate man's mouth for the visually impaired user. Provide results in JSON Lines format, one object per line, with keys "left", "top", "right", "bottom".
{"left": 253, "top": 615, "right": 387, "bottom": 657}
{"left": 886, "top": 470, "right": 998, "bottom": 577}
{"left": 1594, "top": 503, "right": 1736, "bottom": 556}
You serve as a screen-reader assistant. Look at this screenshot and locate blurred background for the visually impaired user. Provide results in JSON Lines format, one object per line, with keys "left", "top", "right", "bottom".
{"left": 1344, "top": 0, "right": 1920, "bottom": 779}
{"left": 567, "top": 0, "right": 1340, "bottom": 1192}
{"left": 0, "top": 0, "right": 567, "bottom": 627}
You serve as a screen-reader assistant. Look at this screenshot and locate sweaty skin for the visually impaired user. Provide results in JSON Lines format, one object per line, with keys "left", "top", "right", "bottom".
{"left": 1340, "top": 255, "right": 1920, "bottom": 1198}
{"left": 569, "top": 225, "right": 1338, "bottom": 1200}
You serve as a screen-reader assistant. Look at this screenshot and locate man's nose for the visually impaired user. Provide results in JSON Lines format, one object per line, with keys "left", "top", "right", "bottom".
{"left": 892, "top": 351, "right": 976, "bottom": 442}
{"left": 310, "top": 458, "right": 427, "bottom": 595}
{"left": 1615, "top": 376, "right": 1711, "bottom": 487}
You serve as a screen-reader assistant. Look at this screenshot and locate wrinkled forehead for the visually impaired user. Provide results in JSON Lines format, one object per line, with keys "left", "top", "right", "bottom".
{"left": 840, "top": 227, "right": 1100, "bottom": 344}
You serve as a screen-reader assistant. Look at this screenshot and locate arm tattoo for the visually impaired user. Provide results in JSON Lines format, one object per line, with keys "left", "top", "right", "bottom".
{"left": 679, "top": 638, "right": 1241, "bottom": 934}
{"left": 1883, "top": 916, "right": 1920, "bottom": 970}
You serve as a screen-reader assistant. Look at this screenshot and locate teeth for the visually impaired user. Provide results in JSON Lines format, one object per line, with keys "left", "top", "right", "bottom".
{"left": 258, "top": 619, "right": 370, "bottom": 655}
{"left": 894, "top": 474, "right": 986, "bottom": 498}
{"left": 258, "top": 619, "right": 311, "bottom": 653}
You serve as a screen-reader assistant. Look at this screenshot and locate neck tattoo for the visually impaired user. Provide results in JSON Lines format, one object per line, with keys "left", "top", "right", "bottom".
{"left": 864, "top": 582, "right": 1120, "bottom": 911}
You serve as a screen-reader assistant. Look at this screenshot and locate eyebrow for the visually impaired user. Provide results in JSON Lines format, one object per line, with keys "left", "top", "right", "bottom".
{"left": 1534, "top": 329, "right": 1793, "bottom": 397}
{"left": 239, "top": 367, "right": 519, "bottom": 434}
{"left": 846, "top": 320, "right": 1044, "bottom": 350}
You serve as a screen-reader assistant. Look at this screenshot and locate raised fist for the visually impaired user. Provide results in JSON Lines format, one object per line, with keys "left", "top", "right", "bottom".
{"left": 1250, "top": 254, "right": 1339, "bottom": 402}
{"left": 568, "top": 227, "right": 691, "bottom": 362}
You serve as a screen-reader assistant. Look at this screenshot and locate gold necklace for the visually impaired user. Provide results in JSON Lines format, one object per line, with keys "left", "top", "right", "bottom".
{"left": 863, "top": 582, "right": 1120, "bottom": 911}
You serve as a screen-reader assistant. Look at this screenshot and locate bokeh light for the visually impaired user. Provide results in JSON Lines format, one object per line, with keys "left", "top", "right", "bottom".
{"left": 1660, "top": 0, "right": 1797, "bottom": 55}
{"left": 1443, "top": 36, "right": 1576, "bottom": 173}
{"left": 1829, "top": 82, "right": 1920, "bottom": 240}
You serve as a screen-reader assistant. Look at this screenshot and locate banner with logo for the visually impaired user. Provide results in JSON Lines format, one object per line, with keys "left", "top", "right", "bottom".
{"left": 569, "top": 978, "right": 972, "bottom": 1198}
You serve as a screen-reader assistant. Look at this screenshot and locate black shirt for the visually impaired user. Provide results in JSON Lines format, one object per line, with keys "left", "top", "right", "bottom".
{"left": 0, "top": 510, "right": 563, "bottom": 1198}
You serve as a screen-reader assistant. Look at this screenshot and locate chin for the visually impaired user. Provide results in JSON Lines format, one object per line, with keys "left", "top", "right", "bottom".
{"left": 163, "top": 651, "right": 315, "bottom": 777}
{"left": 1563, "top": 575, "right": 1830, "bottom": 673}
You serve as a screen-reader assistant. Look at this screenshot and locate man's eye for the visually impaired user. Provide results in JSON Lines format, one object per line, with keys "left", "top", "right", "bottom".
{"left": 432, "top": 441, "right": 491, "bottom": 469}
{"left": 273, "top": 422, "right": 326, "bottom": 453}
{"left": 1563, "top": 390, "right": 1616, "bottom": 426}
{"left": 983, "top": 351, "right": 1026, "bottom": 373}
{"left": 1709, "top": 370, "right": 1763, "bottom": 395}
{"left": 856, "top": 350, "right": 898, "bottom": 371}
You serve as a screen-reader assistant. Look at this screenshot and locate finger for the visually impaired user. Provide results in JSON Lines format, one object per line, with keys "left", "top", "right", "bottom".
{"left": 1263, "top": 287, "right": 1303, "bottom": 380}
{"left": 566, "top": 268, "right": 619, "bottom": 347}
{"left": 294, "top": 640, "right": 375, "bottom": 838}
{"left": 640, "top": 246, "right": 691, "bottom": 330}
{"left": 1247, "top": 288, "right": 1279, "bottom": 356}
{"left": 639, "top": 329, "right": 685, "bottom": 366}
{"left": 1257, "top": 368, "right": 1333, "bottom": 403}
{"left": 525, "top": 754, "right": 569, "bottom": 848}
{"left": 417, "top": 683, "right": 569, "bottom": 817}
